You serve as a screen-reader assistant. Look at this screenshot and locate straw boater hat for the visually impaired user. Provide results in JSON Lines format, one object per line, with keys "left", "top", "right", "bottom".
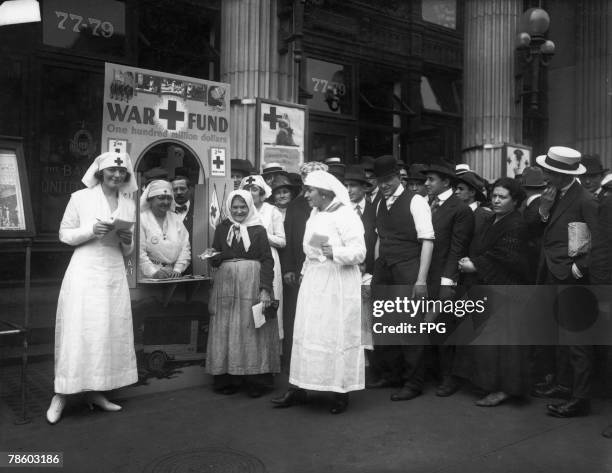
{"left": 261, "top": 162, "right": 286, "bottom": 176}
{"left": 324, "top": 157, "right": 346, "bottom": 180}
{"left": 535, "top": 146, "right": 586, "bottom": 175}
{"left": 455, "top": 163, "right": 471, "bottom": 176}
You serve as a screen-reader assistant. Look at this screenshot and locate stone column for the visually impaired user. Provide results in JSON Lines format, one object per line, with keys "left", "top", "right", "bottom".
{"left": 462, "top": 0, "right": 523, "bottom": 180}
{"left": 221, "top": 0, "right": 298, "bottom": 166}
{"left": 575, "top": 0, "right": 612, "bottom": 166}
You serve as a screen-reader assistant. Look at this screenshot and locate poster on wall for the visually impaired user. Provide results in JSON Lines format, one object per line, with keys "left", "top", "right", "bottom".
{"left": 504, "top": 143, "right": 532, "bottom": 178}
{"left": 0, "top": 137, "right": 35, "bottom": 238}
{"left": 256, "top": 99, "right": 308, "bottom": 174}
{"left": 101, "top": 63, "right": 231, "bottom": 285}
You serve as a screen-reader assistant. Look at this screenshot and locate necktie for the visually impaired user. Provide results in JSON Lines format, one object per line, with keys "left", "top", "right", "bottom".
{"left": 430, "top": 197, "right": 441, "bottom": 213}
{"left": 175, "top": 205, "right": 187, "bottom": 213}
{"left": 355, "top": 205, "right": 363, "bottom": 217}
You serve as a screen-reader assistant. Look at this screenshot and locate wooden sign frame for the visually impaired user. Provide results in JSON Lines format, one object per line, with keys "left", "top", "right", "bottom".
{"left": 0, "top": 136, "right": 35, "bottom": 238}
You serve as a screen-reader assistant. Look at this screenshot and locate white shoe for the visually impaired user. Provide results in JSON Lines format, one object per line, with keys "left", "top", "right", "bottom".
{"left": 46, "top": 394, "right": 66, "bottom": 424}
{"left": 86, "top": 392, "right": 122, "bottom": 412}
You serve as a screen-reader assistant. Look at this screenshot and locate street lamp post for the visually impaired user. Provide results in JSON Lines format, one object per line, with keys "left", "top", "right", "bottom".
{"left": 516, "top": 7, "right": 555, "bottom": 111}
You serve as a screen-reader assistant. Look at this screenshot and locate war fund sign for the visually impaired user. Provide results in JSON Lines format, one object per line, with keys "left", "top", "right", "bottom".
{"left": 102, "top": 62, "right": 230, "bottom": 168}
{"left": 101, "top": 62, "right": 231, "bottom": 284}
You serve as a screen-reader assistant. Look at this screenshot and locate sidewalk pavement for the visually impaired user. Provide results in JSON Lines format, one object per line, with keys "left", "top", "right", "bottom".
{"left": 2, "top": 360, "right": 612, "bottom": 473}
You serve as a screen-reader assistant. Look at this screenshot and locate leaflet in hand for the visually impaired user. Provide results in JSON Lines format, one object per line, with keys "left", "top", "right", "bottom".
{"left": 100, "top": 217, "right": 134, "bottom": 243}
{"left": 308, "top": 232, "right": 329, "bottom": 247}
{"left": 252, "top": 302, "right": 266, "bottom": 328}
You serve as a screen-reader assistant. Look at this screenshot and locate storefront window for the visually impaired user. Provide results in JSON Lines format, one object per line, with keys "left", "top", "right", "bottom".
{"left": 37, "top": 65, "right": 103, "bottom": 235}
{"left": 305, "top": 58, "right": 353, "bottom": 115}
{"left": 0, "top": 57, "right": 24, "bottom": 137}
{"left": 421, "top": 75, "right": 461, "bottom": 114}
{"left": 422, "top": 0, "right": 457, "bottom": 29}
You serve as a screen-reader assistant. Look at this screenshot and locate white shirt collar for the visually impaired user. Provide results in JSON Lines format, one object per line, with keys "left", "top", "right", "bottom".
{"left": 437, "top": 188, "right": 453, "bottom": 202}
{"left": 469, "top": 201, "right": 479, "bottom": 211}
{"left": 354, "top": 197, "right": 366, "bottom": 211}
{"left": 526, "top": 194, "right": 541, "bottom": 206}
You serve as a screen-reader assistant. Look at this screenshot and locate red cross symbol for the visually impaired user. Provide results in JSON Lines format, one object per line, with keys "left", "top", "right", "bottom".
{"left": 159, "top": 100, "right": 185, "bottom": 130}
{"left": 263, "top": 106, "right": 282, "bottom": 130}
{"left": 114, "top": 157, "right": 124, "bottom": 166}
{"left": 210, "top": 205, "right": 217, "bottom": 218}
{"left": 213, "top": 155, "right": 224, "bottom": 169}
{"left": 245, "top": 176, "right": 256, "bottom": 185}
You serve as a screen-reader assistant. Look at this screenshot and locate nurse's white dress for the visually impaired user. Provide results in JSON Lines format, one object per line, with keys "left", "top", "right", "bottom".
{"left": 54, "top": 185, "right": 138, "bottom": 394}
{"left": 289, "top": 203, "right": 366, "bottom": 393}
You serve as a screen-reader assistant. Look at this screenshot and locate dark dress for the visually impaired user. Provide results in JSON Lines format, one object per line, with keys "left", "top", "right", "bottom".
{"left": 206, "top": 220, "right": 280, "bottom": 375}
{"left": 455, "top": 210, "right": 530, "bottom": 396}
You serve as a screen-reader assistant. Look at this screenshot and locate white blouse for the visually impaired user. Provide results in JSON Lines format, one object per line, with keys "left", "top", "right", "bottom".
{"left": 139, "top": 209, "right": 191, "bottom": 277}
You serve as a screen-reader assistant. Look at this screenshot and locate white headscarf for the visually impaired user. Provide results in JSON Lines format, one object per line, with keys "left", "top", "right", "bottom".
{"left": 304, "top": 170, "right": 351, "bottom": 209}
{"left": 238, "top": 174, "right": 272, "bottom": 200}
{"left": 140, "top": 180, "right": 174, "bottom": 211}
{"left": 81, "top": 151, "right": 138, "bottom": 193}
{"left": 224, "top": 189, "right": 263, "bottom": 251}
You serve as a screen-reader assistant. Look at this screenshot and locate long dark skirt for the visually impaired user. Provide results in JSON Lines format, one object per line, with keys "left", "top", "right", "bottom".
{"left": 454, "top": 345, "right": 529, "bottom": 396}
{"left": 206, "top": 260, "right": 280, "bottom": 375}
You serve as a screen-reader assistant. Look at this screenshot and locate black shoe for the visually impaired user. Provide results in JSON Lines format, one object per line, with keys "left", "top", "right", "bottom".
{"left": 532, "top": 384, "right": 571, "bottom": 399}
{"left": 330, "top": 393, "right": 349, "bottom": 414}
{"left": 436, "top": 376, "right": 461, "bottom": 397}
{"left": 366, "top": 378, "right": 395, "bottom": 389}
{"left": 270, "top": 388, "right": 307, "bottom": 408}
{"left": 390, "top": 386, "right": 421, "bottom": 401}
{"left": 533, "top": 373, "right": 555, "bottom": 391}
{"left": 221, "top": 385, "right": 240, "bottom": 395}
{"left": 247, "top": 384, "right": 264, "bottom": 398}
{"left": 546, "top": 398, "right": 590, "bottom": 418}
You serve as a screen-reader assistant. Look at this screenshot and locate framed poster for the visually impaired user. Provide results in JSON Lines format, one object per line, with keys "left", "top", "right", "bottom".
{"left": 0, "top": 137, "right": 35, "bottom": 238}
{"left": 256, "top": 99, "right": 308, "bottom": 174}
{"left": 504, "top": 143, "right": 532, "bottom": 178}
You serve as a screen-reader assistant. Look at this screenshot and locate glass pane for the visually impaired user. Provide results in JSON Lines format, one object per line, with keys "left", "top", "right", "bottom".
{"left": 0, "top": 58, "right": 24, "bottom": 137}
{"left": 421, "top": 76, "right": 442, "bottom": 111}
{"left": 311, "top": 133, "right": 346, "bottom": 162}
{"left": 359, "top": 128, "right": 394, "bottom": 158}
{"left": 37, "top": 65, "right": 103, "bottom": 234}
{"left": 359, "top": 67, "right": 397, "bottom": 126}
{"left": 422, "top": 0, "right": 457, "bottom": 29}
{"left": 305, "top": 58, "right": 353, "bottom": 115}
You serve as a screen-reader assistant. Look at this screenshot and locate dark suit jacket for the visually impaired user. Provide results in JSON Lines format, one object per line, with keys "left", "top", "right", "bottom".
{"left": 360, "top": 200, "right": 377, "bottom": 275}
{"left": 591, "top": 193, "right": 612, "bottom": 284}
{"left": 428, "top": 193, "right": 475, "bottom": 289}
{"left": 537, "top": 181, "right": 601, "bottom": 282}
{"left": 280, "top": 194, "right": 311, "bottom": 275}
{"left": 522, "top": 196, "right": 545, "bottom": 283}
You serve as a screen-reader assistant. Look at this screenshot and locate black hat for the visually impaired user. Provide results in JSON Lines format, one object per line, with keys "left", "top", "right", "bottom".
{"left": 582, "top": 154, "right": 608, "bottom": 175}
{"left": 270, "top": 174, "right": 299, "bottom": 193}
{"left": 231, "top": 158, "right": 255, "bottom": 176}
{"left": 396, "top": 159, "right": 407, "bottom": 170}
{"left": 261, "top": 162, "right": 287, "bottom": 175}
{"left": 344, "top": 165, "right": 370, "bottom": 185}
{"left": 407, "top": 163, "right": 427, "bottom": 182}
{"left": 422, "top": 158, "right": 456, "bottom": 180}
{"left": 521, "top": 166, "right": 547, "bottom": 189}
{"left": 287, "top": 172, "right": 303, "bottom": 188}
{"left": 373, "top": 155, "right": 399, "bottom": 178}
{"left": 360, "top": 156, "right": 375, "bottom": 172}
{"left": 455, "top": 171, "right": 486, "bottom": 202}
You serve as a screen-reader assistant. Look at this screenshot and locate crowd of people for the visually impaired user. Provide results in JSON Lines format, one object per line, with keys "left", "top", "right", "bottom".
{"left": 45, "top": 147, "right": 612, "bottom": 438}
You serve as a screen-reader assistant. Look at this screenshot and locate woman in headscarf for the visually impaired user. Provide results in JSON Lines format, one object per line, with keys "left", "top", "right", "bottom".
{"left": 205, "top": 190, "right": 280, "bottom": 397}
{"left": 46, "top": 151, "right": 139, "bottom": 424}
{"left": 139, "top": 179, "right": 191, "bottom": 279}
{"left": 240, "top": 175, "right": 286, "bottom": 343}
{"left": 456, "top": 177, "right": 530, "bottom": 407}
{"left": 272, "top": 170, "right": 366, "bottom": 414}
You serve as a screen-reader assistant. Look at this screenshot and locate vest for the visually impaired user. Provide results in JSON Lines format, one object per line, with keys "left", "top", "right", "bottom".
{"left": 376, "top": 190, "right": 421, "bottom": 265}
